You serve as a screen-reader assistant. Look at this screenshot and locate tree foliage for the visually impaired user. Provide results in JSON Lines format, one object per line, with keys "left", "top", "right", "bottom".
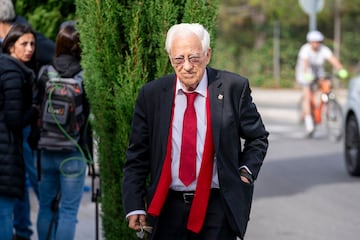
{"left": 14, "top": 0, "right": 360, "bottom": 88}
{"left": 14, "top": 0, "right": 76, "bottom": 40}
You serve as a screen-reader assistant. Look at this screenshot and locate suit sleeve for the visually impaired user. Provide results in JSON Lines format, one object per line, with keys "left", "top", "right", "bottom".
{"left": 238, "top": 80, "right": 269, "bottom": 180}
{"left": 122, "top": 86, "right": 151, "bottom": 215}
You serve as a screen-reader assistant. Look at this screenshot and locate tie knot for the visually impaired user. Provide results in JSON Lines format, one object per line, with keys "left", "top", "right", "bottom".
{"left": 184, "top": 92, "right": 198, "bottom": 106}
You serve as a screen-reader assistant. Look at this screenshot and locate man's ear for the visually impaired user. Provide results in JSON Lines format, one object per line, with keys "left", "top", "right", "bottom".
{"left": 205, "top": 48, "right": 212, "bottom": 64}
{"left": 207, "top": 48, "right": 212, "bottom": 57}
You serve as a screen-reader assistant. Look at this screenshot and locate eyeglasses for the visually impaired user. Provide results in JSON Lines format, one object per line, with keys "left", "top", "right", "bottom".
{"left": 171, "top": 55, "right": 202, "bottom": 66}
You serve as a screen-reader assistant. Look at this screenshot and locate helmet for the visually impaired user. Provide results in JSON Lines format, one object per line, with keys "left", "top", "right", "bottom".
{"left": 306, "top": 30, "right": 324, "bottom": 42}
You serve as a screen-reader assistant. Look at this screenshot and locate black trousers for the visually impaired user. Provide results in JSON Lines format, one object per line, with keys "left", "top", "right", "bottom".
{"left": 150, "top": 189, "right": 237, "bottom": 240}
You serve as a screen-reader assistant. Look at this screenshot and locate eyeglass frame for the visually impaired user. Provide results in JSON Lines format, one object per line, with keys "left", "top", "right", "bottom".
{"left": 170, "top": 54, "right": 204, "bottom": 66}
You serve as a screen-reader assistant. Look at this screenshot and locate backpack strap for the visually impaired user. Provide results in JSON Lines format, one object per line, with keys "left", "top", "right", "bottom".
{"left": 72, "top": 70, "right": 84, "bottom": 84}
{"left": 37, "top": 65, "right": 48, "bottom": 82}
{"left": 46, "top": 65, "right": 61, "bottom": 80}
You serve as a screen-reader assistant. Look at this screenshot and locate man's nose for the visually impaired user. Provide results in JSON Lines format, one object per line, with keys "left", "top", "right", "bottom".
{"left": 182, "top": 58, "right": 193, "bottom": 70}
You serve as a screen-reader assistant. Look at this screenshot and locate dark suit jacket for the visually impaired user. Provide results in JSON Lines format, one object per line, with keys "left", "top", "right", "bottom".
{"left": 123, "top": 67, "right": 269, "bottom": 238}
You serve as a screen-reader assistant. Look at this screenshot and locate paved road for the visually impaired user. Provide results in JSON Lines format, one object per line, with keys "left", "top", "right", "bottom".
{"left": 245, "top": 136, "right": 360, "bottom": 240}
{"left": 246, "top": 87, "right": 360, "bottom": 240}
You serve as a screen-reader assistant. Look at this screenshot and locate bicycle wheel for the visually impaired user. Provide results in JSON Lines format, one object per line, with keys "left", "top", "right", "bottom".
{"left": 325, "top": 98, "right": 343, "bottom": 141}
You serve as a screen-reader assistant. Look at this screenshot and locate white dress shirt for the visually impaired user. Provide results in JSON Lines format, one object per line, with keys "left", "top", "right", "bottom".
{"left": 170, "top": 71, "right": 219, "bottom": 191}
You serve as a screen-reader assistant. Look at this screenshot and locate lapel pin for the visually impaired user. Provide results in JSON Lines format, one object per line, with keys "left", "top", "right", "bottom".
{"left": 218, "top": 94, "right": 223, "bottom": 100}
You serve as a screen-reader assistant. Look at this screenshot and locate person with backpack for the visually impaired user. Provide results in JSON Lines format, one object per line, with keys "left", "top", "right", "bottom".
{"left": 0, "top": 23, "right": 38, "bottom": 240}
{"left": 36, "top": 23, "right": 92, "bottom": 240}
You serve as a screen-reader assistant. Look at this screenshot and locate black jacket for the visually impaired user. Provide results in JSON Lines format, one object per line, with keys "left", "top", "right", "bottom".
{"left": 123, "top": 67, "right": 269, "bottom": 238}
{"left": 0, "top": 54, "right": 36, "bottom": 199}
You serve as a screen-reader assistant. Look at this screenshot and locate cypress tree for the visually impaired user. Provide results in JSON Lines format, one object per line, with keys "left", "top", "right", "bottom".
{"left": 75, "top": 0, "right": 218, "bottom": 238}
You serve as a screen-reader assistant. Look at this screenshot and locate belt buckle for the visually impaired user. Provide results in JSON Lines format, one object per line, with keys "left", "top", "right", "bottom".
{"left": 183, "top": 192, "right": 194, "bottom": 204}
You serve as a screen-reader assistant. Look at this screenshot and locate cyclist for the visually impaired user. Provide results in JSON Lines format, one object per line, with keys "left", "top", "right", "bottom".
{"left": 295, "top": 30, "right": 348, "bottom": 136}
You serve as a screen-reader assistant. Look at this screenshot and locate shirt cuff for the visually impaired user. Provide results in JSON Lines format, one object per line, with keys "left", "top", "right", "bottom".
{"left": 126, "top": 210, "right": 147, "bottom": 220}
{"left": 239, "top": 165, "right": 252, "bottom": 175}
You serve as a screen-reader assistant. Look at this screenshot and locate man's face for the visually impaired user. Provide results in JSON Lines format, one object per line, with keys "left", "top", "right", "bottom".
{"left": 169, "top": 33, "right": 211, "bottom": 91}
{"left": 10, "top": 33, "right": 35, "bottom": 62}
{"left": 310, "top": 41, "right": 321, "bottom": 51}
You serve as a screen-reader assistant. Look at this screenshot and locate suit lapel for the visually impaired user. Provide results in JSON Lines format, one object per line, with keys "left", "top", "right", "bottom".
{"left": 207, "top": 68, "right": 223, "bottom": 153}
{"left": 159, "top": 75, "right": 176, "bottom": 157}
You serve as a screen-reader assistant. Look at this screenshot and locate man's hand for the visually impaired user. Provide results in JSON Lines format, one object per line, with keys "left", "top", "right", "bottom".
{"left": 240, "top": 175, "right": 250, "bottom": 184}
{"left": 240, "top": 169, "right": 254, "bottom": 184}
{"left": 128, "top": 214, "right": 147, "bottom": 231}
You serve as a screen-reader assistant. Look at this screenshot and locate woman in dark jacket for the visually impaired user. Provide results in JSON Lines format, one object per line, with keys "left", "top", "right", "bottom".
{"left": 0, "top": 24, "right": 37, "bottom": 240}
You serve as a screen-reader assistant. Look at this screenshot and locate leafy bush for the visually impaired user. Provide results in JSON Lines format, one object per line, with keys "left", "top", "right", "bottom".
{"left": 14, "top": 0, "right": 76, "bottom": 40}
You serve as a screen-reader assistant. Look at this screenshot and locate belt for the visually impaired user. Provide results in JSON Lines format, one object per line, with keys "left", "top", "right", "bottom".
{"left": 168, "top": 189, "right": 219, "bottom": 205}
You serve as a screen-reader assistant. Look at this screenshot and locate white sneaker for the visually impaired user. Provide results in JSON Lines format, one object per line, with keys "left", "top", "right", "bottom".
{"left": 304, "top": 115, "right": 314, "bottom": 136}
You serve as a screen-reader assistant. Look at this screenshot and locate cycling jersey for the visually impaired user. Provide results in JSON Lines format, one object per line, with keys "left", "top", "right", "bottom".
{"left": 296, "top": 43, "right": 333, "bottom": 86}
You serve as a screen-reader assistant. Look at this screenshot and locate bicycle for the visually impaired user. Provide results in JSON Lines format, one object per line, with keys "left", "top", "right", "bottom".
{"left": 298, "top": 74, "right": 344, "bottom": 141}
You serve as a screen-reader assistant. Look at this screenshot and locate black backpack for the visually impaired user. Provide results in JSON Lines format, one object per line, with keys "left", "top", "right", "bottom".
{"left": 38, "top": 65, "right": 85, "bottom": 151}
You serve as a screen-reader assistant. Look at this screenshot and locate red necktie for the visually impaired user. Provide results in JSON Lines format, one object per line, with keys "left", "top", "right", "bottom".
{"left": 148, "top": 87, "right": 214, "bottom": 233}
{"left": 179, "top": 92, "right": 198, "bottom": 186}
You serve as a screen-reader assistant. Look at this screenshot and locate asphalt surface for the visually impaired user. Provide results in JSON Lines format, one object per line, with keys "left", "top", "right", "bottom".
{"left": 27, "top": 86, "right": 348, "bottom": 240}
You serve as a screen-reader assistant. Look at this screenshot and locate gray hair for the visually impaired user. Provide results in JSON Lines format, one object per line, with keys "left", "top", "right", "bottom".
{"left": 165, "top": 23, "right": 210, "bottom": 55}
{"left": 0, "top": 0, "right": 15, "bottom": 23}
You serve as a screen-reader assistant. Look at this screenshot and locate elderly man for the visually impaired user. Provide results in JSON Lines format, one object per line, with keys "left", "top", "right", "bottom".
{"left": 122, "top": 23, "right": 269, "bottom": 240}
